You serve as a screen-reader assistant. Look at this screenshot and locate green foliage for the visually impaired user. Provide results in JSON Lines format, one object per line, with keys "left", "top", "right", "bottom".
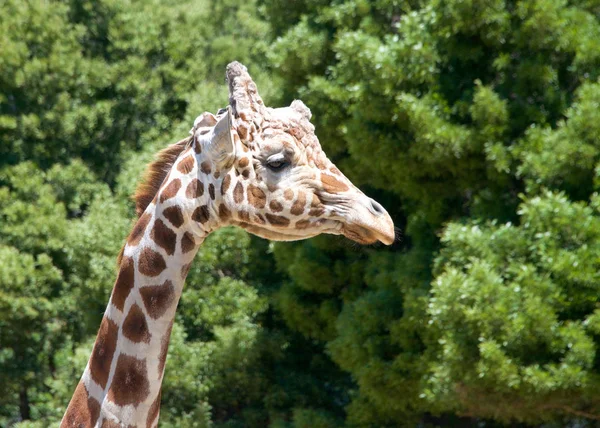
{"left": 428, "top": 192, "right": 600, "bottom": 421}
{"left": 515, "top": 82, "right": 600, "bottom": 199}
{"left": 0, "top": 245, "right": 63, "bottom": 421}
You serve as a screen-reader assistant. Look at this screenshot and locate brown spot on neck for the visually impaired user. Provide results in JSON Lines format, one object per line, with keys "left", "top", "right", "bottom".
{"left": 150, "top": 219, "right": 177, "bottom": 256}
{"left": 159, "top": 179, "right": 182, "bottom": 203}
{"left": 158, "top": 321, "right": 174, "bottom": 376}
{"left": 138, "top": 247, "right": 167, "bottom": 277}
{"left": 163, "top": 205, "right": 184, "bottom": 228}
{"left": 128, "top": 212, "right": 151, "bottom": 246}
{"left": 176, "top": 155, "right": 195, "bottom": 174}
{"left": 200, "top": 161, "right": 212, "bottom": 174}
{"left": 181, "top": 263, "right": 192, "bottom": 279}
{"left": 61, "top": 382, "right": 100, "bottom": 428}
{"left": 101, "top": 418, "right": 133, "bottom": 428}
{"left": 146, "top": 389, "right": 162, "bottom": 428}
{"left": 284, "top": 189, "right": 294, "bottom": 200}
{"left": 181, "top": 231, "right": 196, "bottom": 253}
{"left": 140, "top": 280, "right": 176, "bottom": 320}
{"left": 107, "top": 354, "right": 150, "bottom": 406}
{"left": 208, "top": 183, "right": 215, "bottom": 200}
{"left": 218, "top": 204, "right": 231, "bottom": 221}
{"left": 185, "top": 179, "right": 204, "bottom": 199}
{"left": 123, "top": 303, "right": 152, "bottom": 344}
{"left": 221, "top": 174, "right": 231, "bottom": 195}
{"left": 111, "top": 256, "right": 135, "bottom": 311}
{"left": 192, "top": 205, "right": 210, "bottom": 224}
{"left": 89, "top": 317, "right": 118, "bottom": 389}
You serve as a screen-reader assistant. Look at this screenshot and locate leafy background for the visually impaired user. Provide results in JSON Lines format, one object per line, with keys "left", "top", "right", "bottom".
{"left": 1, "top": 0, "right": 600, "bottom": 426}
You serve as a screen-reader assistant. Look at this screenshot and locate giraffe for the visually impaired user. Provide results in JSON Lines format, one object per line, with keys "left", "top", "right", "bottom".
{"left": 61, "top": 61, "right": 395, "bottom": 427}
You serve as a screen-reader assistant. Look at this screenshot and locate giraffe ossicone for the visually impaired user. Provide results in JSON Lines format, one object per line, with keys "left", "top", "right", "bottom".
{"left": 61, "top": 61, "right": 395, "bottom": 428}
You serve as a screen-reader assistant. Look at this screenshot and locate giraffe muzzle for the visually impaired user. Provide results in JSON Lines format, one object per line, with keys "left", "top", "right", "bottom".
{"left": 340, "top": 195, "right": 395, "bottom": 245}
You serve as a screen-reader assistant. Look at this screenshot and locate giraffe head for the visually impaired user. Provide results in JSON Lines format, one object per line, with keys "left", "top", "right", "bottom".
{"left": 186, "top": 62, "right": 395, "bottom": 245}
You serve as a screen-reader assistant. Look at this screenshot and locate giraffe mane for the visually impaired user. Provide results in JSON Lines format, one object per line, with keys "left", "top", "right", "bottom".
{"left": 133, "top": 136, "right": 192, "bottom": 217}
{"left": 117, "top": 136, "right": 192, "bottom": 265}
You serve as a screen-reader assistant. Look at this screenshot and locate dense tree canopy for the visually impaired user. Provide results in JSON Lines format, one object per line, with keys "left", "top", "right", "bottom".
{"left": 1, "top": 0, "right": 599, "bottom": 426}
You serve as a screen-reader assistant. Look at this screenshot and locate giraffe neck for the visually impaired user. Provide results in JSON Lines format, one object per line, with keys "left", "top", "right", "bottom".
{"left": 62, "top": 145, "right": 221, "bottom": 427}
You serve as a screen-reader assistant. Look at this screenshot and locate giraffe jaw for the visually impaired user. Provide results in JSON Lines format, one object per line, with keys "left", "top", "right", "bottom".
{"left": 237, "top": 220, "right": 395, "bottom": 245}
{"left": 233, "top": 221, "right": 343, "bottom": 242}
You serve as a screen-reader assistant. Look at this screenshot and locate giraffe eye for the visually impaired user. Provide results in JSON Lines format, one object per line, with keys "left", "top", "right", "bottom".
{"left": 266, "top": 154, "right": 289, "bottom": 171}
{"left": 267, "top": 160, "right": 287, "bottom": 170}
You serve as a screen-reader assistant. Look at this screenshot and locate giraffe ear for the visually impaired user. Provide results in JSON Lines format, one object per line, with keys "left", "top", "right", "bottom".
{"left": 208, "top": 108, "right": 234, "bottom": 168}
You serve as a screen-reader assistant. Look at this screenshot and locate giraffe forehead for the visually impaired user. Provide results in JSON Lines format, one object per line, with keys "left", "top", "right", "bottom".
{"left": 248, "top": 125, "right": 326, "bottom": 170}
{"left": 255, "top": 107, "right": 318, "bottom": 145}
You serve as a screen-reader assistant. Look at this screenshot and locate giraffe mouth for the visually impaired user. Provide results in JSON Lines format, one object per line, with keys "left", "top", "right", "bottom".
{"left": 342, "top": 223, "right": 394, "bottom": 245}
{"left": 342, "top": 225, "right": 378, "bottom": 244}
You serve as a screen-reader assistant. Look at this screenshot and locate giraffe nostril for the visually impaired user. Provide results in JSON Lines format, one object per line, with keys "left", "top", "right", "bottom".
{"left": 369, "top": 198, "right": 385, "bottom": 216}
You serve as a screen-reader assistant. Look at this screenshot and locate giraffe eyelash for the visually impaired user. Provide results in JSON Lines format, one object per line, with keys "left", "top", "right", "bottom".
{"left": 265, "top": 153, "right": 290, "bottom": 171}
